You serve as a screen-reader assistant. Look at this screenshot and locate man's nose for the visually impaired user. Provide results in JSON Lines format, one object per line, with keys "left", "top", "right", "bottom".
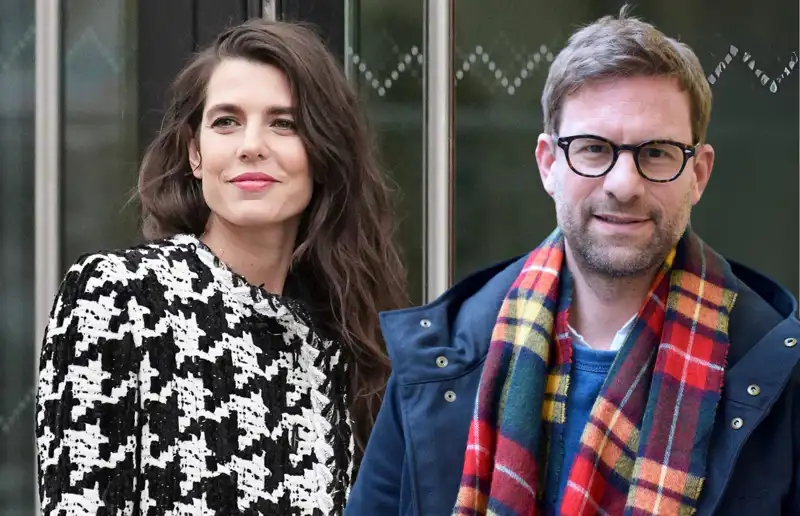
{"left": 601, "top": 151, "right": 646, "bottom": 203}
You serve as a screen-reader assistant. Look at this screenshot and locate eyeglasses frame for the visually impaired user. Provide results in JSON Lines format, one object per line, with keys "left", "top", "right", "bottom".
{"left": 554, "top": 134, "right": 700, "bottom": 183}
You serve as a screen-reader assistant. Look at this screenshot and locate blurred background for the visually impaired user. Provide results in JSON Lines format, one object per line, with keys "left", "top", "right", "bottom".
{"left": 2, "top": 1, "right": 797, "bottom": 513}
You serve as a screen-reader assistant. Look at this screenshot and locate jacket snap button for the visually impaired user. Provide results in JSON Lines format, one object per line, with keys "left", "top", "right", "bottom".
{"left": 747, "top": 384, "right": 760, "bottom": 396}
{"left": 420, "top": 319, "right": 432, "bottom": 328}
{"left": 444, "top": 390, "right": 456, "bottom": 402}
{"left": 436, "top": 356, "right": 448, "bottom": 368}
{"left": 731, "top": 417, "right": 744, "bottom": 430}
{"left": 785, "top": 337, "right": 797, "bottom": 347}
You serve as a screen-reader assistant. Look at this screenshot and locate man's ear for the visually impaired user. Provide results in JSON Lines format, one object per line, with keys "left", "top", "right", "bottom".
{"left": 535, "top": 133, "right": 557, "bottom": 197}
{"left": 690, "top": 143, "right": 714, "bottom": 205}
{"left": 188, "top": 139, "right": 202, "bottom": 179}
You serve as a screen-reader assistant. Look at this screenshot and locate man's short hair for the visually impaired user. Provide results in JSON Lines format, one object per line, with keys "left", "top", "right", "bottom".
{"left": 542, "top": 5, "right": 712, "bottom": 143}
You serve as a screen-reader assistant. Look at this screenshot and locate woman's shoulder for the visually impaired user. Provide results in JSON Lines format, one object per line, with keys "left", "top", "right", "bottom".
{"left": 56, "top": 235, "right": 204, "bottom": 303}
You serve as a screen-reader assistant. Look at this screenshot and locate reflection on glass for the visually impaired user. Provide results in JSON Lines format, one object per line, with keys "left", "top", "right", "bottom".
{"left": 347, "top": 1, "right": 424, "bottom": 304}
{"left": 453, "top": 1, "right": 574, "bottom": 280}
{"left": 453, "top": 0, "right": 798, "bottom": 296}
{"left": 62, "top": 0, "right": 139, "bottom": 268}
{"left": 0, "top": 1, "right": 35, "bottom": 513}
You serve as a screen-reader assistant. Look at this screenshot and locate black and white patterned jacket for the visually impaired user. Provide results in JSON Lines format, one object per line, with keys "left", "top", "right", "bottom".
{"left": 36, "top": 234, "right": 353, "bottom": 515}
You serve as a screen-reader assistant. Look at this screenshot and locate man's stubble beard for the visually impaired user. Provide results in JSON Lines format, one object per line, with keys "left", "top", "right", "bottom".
{"left": 556, "top": 194, "right": 691, "bottom": 280}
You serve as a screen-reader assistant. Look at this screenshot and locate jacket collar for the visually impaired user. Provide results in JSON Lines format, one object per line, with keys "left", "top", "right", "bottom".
{"left": 380, "top": 254, "right": 798, "bottom": 384}
{"left": 726, "top": 260, "right": 798, "bottom": 368}
{"left": 379, "top": 255, "right": 525, "bottom": 384}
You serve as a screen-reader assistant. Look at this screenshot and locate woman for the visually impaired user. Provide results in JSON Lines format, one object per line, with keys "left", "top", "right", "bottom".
{"left": 35, "top": 19, "right": 407, "bottom": 515}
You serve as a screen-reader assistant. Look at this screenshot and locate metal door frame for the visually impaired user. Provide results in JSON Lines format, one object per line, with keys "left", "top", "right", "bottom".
{"left": 287, "top": 0, "right": 456, "bottom": 302}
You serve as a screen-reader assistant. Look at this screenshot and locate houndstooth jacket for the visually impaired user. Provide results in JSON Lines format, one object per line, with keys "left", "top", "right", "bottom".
{"left": 35, "top": 234, "right": 353, "bottom": 515}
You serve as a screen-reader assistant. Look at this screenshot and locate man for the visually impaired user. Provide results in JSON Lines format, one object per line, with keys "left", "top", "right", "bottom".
{"left": 345, "top": 7, "right": 799, "bottom": 516}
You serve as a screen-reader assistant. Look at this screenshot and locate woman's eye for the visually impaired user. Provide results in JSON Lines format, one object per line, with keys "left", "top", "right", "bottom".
{"left": 272, "top": 118, "right": 297, "bottom": 131}
{"left": 210, "top": 116, "right": 238, "bottom": 129}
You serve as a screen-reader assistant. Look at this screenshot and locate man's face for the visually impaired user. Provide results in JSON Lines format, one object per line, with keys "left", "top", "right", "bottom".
{"left": 535, "top": 75, "right": 714, "bottom": 278}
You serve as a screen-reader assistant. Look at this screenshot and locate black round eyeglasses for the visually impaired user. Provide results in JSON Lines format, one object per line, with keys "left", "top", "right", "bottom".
{"left": 555, "top": 134, "right": 699, "bottom": 183}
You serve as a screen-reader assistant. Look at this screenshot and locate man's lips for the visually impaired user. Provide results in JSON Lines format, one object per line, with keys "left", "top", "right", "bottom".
{"left": 592, "top": 213, "right": 650, "bottom": 224}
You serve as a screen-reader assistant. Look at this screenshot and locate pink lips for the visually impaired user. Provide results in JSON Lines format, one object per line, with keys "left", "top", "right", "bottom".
{"left": 230, "top": 172, "right": 277, "bottom": 192}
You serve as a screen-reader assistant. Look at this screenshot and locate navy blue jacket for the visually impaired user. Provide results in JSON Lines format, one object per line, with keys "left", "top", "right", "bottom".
{"left": 345, "top": 255, "right": 800, "bottom": 515}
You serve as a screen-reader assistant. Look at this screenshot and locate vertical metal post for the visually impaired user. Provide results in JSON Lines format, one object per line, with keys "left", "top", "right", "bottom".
{"left": 343, "top": 0, "right": 355, "bottom": 82}
{"left": 34, "top": 1, "right": 61, "bottom": 509}
{"left": 423, "top": 0, "right": 454, "bottom": 302}
{"left": 35, "top": 1, "right": 61, "bottom": 359}
{"left": 261, "top": 0, "right": 277, "bottom": 21}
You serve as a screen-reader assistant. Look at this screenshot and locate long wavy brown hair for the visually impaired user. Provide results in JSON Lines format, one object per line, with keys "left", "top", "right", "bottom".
{"left": 137, "top": 19, "right": 408, "bottom": 462}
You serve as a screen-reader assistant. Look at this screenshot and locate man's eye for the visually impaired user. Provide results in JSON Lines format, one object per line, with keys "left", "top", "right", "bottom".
{"left": 577, "top": 144, "right": 608, "bottom": 154}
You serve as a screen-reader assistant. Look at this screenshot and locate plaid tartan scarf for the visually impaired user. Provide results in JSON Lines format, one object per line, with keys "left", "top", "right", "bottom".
{"left": 453, "top": 228, "right": 738, "bottom": 516}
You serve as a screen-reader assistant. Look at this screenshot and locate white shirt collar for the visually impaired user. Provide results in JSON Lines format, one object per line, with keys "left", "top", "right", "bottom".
{"left": 568, "top": 313, "right": 637, "bottom": 352}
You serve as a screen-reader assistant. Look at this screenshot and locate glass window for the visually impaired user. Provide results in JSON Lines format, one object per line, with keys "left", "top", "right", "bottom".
{"left": 0, "top": 1, "right": 35, "bottom": 513}
{"left": 346, "top": 1, "right": 425, "bottom": 304}
{"left": 62, "top": 0, "right": 139, "bottom": 268}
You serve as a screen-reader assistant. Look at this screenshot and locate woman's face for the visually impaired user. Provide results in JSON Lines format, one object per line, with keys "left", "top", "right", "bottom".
{"left": 189, "top": 58, "right": 312, "bottom": 236}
